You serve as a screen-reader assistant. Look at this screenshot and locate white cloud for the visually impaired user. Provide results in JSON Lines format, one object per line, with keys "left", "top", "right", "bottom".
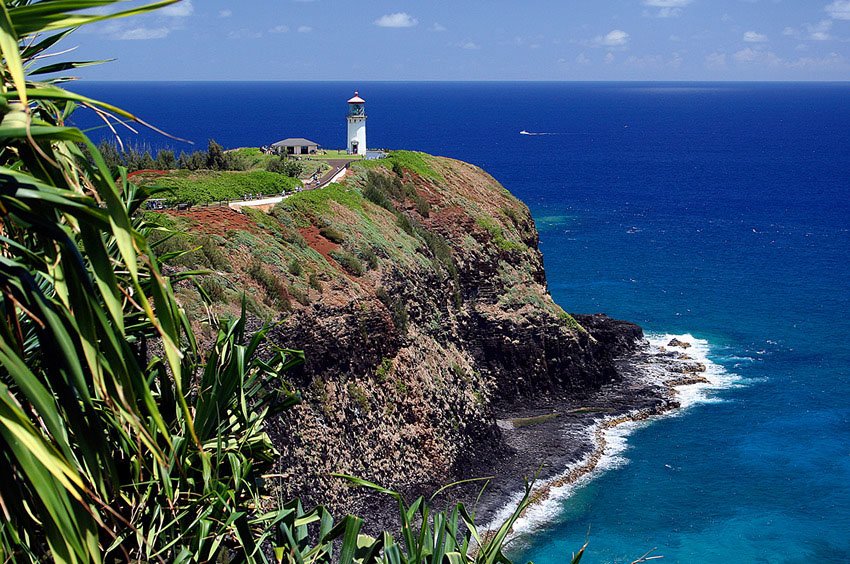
{"left": 826, "top": 0, "right": 850, "bottom": 20}
{"left": 161, "top": 0, "right": 193, "bottom": 17}
{"left": 219, "top": 9, "right": 232, "bottom": 18}
{"left": 643, "top": 0, "right": 692, "bottom": 17}
{"left": 595, "top": 29, "right": 630, "bottom": 47}
{"left": 576, "top": 53, "right": 591, "bottom": 65}
{"left": 431, "top": 23, "right": 447, "bottom": 32}
{"left": 297, "top": 25, "right": 313, "bottom": 33}
{"left": 374, "top": 12, "right": 418, "bottom": 28}
{"left": 743, "top": 31, "right": 768, "bottom": 42}
{"left": 657, "top": 8, "right": 683, "bottom": 17}
{"left": 733, "top": 47, "right": 781, "bottom": 66}
{"left": 624, "top": 53, "right": 683, "bottom": 70}
{"left": 116, "top": 26, "right": 171, "bottom": 40}
{"left": 604, "top": 52, "right": 615, "bottom": 64}
{"left": 270, "top": 25, "right": 289, "bottom": 33}
{"left": 786, "top": 52, "right": 845, "bottom": 69}
{"left": 228, "top": 29, "right": 262, "bottom": 40}
{"left": 458, "top": 40, "right": 480, "bottom": 50}
{"left": 783, "top": 27, "right": 799, "bottom": 37}
{"left": 808, "top": 20, "right": 833, "bottom": 40}
{"left": 725, "top": 47, "right": 846, "bottom": 71}
{"left": 705, "top": 52, "right": 727, "bottom": 69}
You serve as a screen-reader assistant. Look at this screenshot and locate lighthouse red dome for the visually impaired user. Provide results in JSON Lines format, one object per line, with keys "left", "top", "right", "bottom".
{"left": 347, "top": 91, "right": 365, "bottom": 104}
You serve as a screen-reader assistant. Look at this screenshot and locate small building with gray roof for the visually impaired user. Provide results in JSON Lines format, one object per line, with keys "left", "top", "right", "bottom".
{"left": 271, "top": 138, "right": 320, "bottom": 156}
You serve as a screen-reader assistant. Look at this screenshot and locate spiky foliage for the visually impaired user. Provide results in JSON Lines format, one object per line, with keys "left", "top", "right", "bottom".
{"left": 0, "top": 1, "right": 306, "bottom": 561}
{"left": 0, "top": 2, "right": 554, "bottom": 563}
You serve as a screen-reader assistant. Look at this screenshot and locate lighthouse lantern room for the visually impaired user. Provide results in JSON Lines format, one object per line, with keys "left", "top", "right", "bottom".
{"left": 346, "top": 91, "right": 367, "bottom": 155}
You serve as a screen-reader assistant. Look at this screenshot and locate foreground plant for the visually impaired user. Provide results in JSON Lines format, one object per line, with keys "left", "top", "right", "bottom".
{"left": 0, "top": 1, "right": 301, "bottom": 561}
{"left": 0, "top": 2, "right": 545, "bottom": 563}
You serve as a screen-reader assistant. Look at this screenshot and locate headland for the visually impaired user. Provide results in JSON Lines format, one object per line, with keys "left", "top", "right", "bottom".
{"left": 141, "top": 149, "right": 714, "bottom": 531}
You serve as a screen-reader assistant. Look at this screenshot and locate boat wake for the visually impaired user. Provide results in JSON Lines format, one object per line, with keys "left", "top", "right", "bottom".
{"left": 519, "top": 130, "right": 559, "bottom": 136}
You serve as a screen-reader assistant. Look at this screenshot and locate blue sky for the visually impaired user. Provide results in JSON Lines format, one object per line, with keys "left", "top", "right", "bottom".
{"left": 72, "top": 0, "right": 850, "bottom": 80}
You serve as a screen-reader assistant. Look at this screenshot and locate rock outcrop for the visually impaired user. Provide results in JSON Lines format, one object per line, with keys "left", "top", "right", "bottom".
{"left": 164, "top": 152, "right": 644, "bottom": 518}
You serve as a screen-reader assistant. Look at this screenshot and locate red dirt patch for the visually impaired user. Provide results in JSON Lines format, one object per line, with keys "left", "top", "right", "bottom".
{"left": 128, "top": 169, "right": 167, "bottom": 179}
{"left": 298, "top": 225, "right": 364, "bottom": 283}
{"left": 164, "top": 206, "right": 260, "bottom": 236}
{"left": 299, "top": 225, "right": 339, "bottom": 262}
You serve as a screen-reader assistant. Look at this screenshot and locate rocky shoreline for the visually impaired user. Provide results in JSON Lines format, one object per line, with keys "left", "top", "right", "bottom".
{"left": 429, "top": 331, "right": 713, "bottom": 532}
{"left": 169, "top": 152, "right": 718, "bottom": 536}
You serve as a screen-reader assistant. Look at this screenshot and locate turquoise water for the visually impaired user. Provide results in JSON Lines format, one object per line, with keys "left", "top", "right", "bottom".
{"left": 72, "top": 82, "right": 850, "bottom": 562}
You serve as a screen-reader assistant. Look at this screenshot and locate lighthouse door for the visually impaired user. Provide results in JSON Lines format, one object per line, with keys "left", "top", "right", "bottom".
{"left": 351, "top": 141, "right": 359, "bottom": 155}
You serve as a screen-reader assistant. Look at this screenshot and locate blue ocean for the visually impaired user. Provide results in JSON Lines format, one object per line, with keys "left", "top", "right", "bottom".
{"left": 70, "top": 82, "right": 850, "bottom": 563}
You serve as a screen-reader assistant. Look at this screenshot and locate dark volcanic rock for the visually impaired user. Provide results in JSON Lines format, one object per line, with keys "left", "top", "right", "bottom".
{"left": 174, "top": 154, "right": 650, "bottom": 525}
{"left": 668, "top": 338, "right": 692, "bottom": 349}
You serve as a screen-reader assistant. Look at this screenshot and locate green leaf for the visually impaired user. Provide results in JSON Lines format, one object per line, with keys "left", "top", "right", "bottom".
{"left": 0, "top": 4, "right": 28, "bottom": 104}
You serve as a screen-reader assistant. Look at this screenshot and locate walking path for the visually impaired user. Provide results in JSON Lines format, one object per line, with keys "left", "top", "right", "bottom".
{"left": 229, "top": 159, "right": 352, "bottom": 212}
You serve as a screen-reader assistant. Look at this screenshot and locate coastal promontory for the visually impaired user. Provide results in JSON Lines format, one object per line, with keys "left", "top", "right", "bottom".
{"left": 147, "top": 151, "right": 649, "bottom": 521}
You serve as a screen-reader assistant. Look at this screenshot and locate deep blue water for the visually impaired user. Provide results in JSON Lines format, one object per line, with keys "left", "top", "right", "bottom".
{"left": 70, "top": 82, "right": 850, "bottom": 563}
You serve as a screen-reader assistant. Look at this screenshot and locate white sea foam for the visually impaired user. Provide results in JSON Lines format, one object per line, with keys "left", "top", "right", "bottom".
{"left": 645, "top": 333, "right": 743, "bottom": 410}
{"left": 485, "top": 333, "right": 742, "bottom": 542}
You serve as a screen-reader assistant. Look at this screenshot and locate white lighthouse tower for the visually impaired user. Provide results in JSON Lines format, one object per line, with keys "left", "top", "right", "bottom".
{"left": 346, "top": 91, "right": 367, "bottom": 155}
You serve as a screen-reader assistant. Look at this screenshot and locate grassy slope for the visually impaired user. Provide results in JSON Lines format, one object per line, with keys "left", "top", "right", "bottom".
{"left": 135, "top": 169, "right": 302, "bottom": 205}
{"left": 152, "top": 150, "right": 578, "bottom": 328}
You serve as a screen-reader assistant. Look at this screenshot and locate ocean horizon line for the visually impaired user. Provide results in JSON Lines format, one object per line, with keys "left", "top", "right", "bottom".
{"left": 71, "top": 79, "right": 850, "bottom": 85}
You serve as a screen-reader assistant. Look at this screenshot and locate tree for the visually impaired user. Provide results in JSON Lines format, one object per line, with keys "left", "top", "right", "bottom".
{"left": 266, "top": 156, "right": 304, "bottom": 177}
{"left": 206, "top": 138, "right": 227, "bottom": 170}
{"left": 155, "top": 148, "right": 177, "bottom": 170}
{"left": 97, "top": 140, "right": 123, "bottom": 171}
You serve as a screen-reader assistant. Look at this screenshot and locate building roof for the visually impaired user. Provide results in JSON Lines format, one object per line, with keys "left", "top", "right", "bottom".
{"left": 347, "top": 91, "right": 365, "bottom": 104}
{"left": 271, "top": 138, "right": 320, "bottom": 147}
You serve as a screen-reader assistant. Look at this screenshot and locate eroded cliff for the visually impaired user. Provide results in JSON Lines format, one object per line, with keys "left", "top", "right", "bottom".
{"left": 155, "top": 151, "right": 641, "bottom": 517}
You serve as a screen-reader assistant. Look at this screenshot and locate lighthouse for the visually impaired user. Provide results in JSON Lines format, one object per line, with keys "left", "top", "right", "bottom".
{"left": 346, "top": 91, "right": 366, "bottom": 155}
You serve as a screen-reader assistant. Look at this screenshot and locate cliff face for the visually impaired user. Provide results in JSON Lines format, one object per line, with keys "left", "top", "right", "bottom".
{"left": 160, "top": 151, "right": 641, "bottom": 515}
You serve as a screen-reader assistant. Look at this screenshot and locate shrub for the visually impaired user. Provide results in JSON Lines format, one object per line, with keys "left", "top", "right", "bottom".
{"left": 476, "top": 216, "right": 526, "bottom": 253}
{"left": 198, "top": 276, "right": 227, "bottom": 302}
{"left": 288, "top": 284, "right": 310, "bottom": 306}
{"left": 330, "top": 249, "right": 365, "bottom": 276}
{"left": 266, "top": 157, "right": 305, "bottom": 178}
{"left": 318, "top": 225, "right": 345, "bottom": 243}
{"left": 141, "top": 170, "right": 300, "bottom": 205}
{"left": 308, "top": 272, "right": 324, "bottom": 292}
{"left": 247, "top": 257, "right": 291, "bottom": 309}
{"left": 347, "top": 382, "right": 370, "bottom": 412}
{"left": 200, "top": 236, "right": 232, "bottom": 271}
{"left": 375, "top": 357, "right": 393, "bottom": 382}
{"left": 223, "top": 151, "right": 247, "bottom": 171}
{"left": 413, "top": 193, "right": 431, "bottom": 217}
{"left": 396, "top": 213, "right": 414, "bottom": 236}
{"left": 360, "top": 246, "right": 379, "bottom": 270}
{"left": 377, "top": 286, "right": 410, "bottom": 335}
{"left": 266, "top": 157, "right": 286, "bottom": 174}
{"left": 288, "top": 258, "right": 303, "bottom": 276}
